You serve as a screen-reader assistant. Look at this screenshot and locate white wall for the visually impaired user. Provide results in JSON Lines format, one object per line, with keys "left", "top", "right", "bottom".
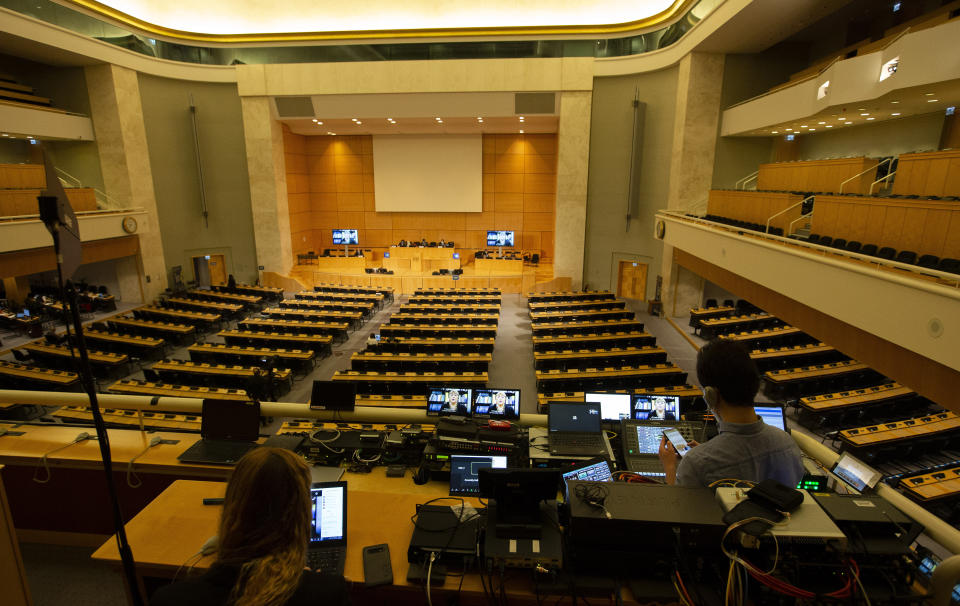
{"left": 796, "top": 112, "right": 945, "bottom": 160}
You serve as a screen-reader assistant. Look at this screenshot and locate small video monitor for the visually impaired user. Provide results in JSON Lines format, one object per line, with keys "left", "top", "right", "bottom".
{"left": 383, "top": 252, "right": 390, "bottom": 258}
{"left": 310, "top": 380, "right": 356, "bottom": 411}
{"left": 486, "top": 230, "right": 515, "bottom": 247}
{"left": 561, "top": 459, "right": 613, "bottom": 485}
{"left": 332, "top": 229, "right": 359, "bottom": 245}
{"left": 832, "top": 453, "right": 883, "bottom": 492}
{"left": 755, "top": 405, "right": 786, "bottom": 431}
{"left": 449, "top": 454, "right": 508, "bottom": 495}
{"left": 453, "top": 253, "right": 460, "bottom": 259}
{"left": 585, "top": 392, "right": 631, "bottom": 422}
{"left": 632, "top": 394, "right": 680, "bottom": 421}
{"left": 473, "top": 388, "right": 520, "bottom": 419}
{"left": 426, "top": 387, "right": 472, "bottom": 417}
{"left": 22, "top": 309, "right": 30, "bottom": 317}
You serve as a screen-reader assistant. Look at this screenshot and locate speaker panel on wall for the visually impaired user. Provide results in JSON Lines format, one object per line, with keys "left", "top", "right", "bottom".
{"left": 275, "top": 97, "right": 316, "bottom": 118}
{"left": 514, "top": 93, "right": 556, "bottom": 115}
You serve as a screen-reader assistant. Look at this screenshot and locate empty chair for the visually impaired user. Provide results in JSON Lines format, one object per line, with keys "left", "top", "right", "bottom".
{"left": 11, "top": 348, "right": 31, "bottom": 363}
{"left": 895, "top": 250, "right": 917, "bottom": 265}
{"left": 938, "top": 258, "right": 960, "bottom": 275}
{"left": 831, "top": 238, "right": 847, "bottom": 250}
{"left": 818, "top": 236, "right": 833, "bottom": 247}
{"left": 705, "top": 298, "right": 718, "bottom": 308}
{"left": 807, "top": 234, "right": 821, "bottom": 244}
{"left": 723, "top": 299, "right": 734, "bottom": 308}
{"left": 877, "top": 247, "right": 896, "bottom": 260}
{"left": 143, "top": 368, "right": 161, "bottom": 382}
{"left": 531, "top": 253, "right": 540, "bottom": 265}
{"left": 845, "top": 241, "right": 862, "bottom": 253}
{"left": 917, "top": 254, "right": 940, "bottom": 269}
{"left": 860, "top": 243, "right": 878, "bottom": 256}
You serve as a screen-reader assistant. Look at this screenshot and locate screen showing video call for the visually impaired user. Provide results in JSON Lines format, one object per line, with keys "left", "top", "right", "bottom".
{"left": 332, "top": 228, "right": 359, "bottom": 245}
{"left": 632, "top": 395, "right": 680, "bottom": 421}
{"left": 473, "top": 389, "right": 520, "bottom": 419}
{"left": 427, "top": 387, "right": 473, "bottom": 416}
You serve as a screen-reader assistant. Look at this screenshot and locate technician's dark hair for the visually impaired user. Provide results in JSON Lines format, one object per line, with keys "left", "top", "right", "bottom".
{"left": 696, "top": 338, "right": 760, "bottom": 407}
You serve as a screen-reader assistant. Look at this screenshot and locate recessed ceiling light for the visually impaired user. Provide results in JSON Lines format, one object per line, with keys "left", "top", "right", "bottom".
{"left": 435, "top": 117, "right": 442, "bottom": 121}
{"left": 925, "top": 93, "right": 934, "bottom": 96}
{"left": 355, "top": 121, "right": 362, "bottom": 125}
{"left": 860, "top": 113, "right": 869, "bottom": 116}
{"left": 519, "top": 129, "right": 524, "bottom": 133}
{"left": 316, "top": 121, "right": 323, "bottom": 125}
{"left": 519, "top": 116, "right": 525, "bottom": 120}
{"left": 844, "top": 122, "right": 853, "bottom": 125}
{"left": 838, "top": 117, "right": 846, "bottom": 121}
{"left": 857, "top": 108, "right": 865, "bottom": 111}
{"left": 771, "top": 131, "right": 779, "bottom": 134}
{"left": 785, "top": 128, "right": 793, "bottom": 131}
{"left": 351, "top": 118, "right": 358, "bottom": 122}
{"left": 808, "top": 128, "right": 816, "bottom": 131}
{"left": 866, "top": 117, "right": 875, "bottom": 120}
{"left": 891, "top": 100, "right": 900, "bottom": 104}
{"left": 327, "top": 132, "right": 336, "bottom": 135}
{"left": 825, "top": 125, "right": 833, "bottom": 128}
{"left": 928, "top": 99, "right": 939, "bottom": 102}
{"left": 800, "top": 125, "right": 808, "bottom": 128}
{"left": 891, "top": 112, "right": 901, "bottom": 116}
{"left": 311, "top": 119, "right": 318, "bottom": 122}
{"left": 818, "top": 121, "right": 826, "bottom": 124}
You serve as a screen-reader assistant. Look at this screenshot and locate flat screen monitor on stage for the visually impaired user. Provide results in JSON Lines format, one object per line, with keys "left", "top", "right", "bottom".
{"left": 332, "top": 229, "right": 358, "bottom": 245}
{"left": 487, "top": 231, "right": 514, "bottom": 247}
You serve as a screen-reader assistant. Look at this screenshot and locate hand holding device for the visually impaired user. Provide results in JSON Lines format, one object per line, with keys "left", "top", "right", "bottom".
{"left": 662, "top": 428, "right": 691, "bottom": 457}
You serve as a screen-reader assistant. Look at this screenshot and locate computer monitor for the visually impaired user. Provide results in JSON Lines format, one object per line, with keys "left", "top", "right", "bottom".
{"left": 478, "top": 467, "right": 561, "bottom": 530}
{"left": 486, "top": 230, "right": 515, "bottom": 247}
{"left": 755, "top": 405, "right": 786, "bottom": 431}
{"left": 632, "top": 394, "right": 680, "bottom": 421}
{"left": 200, "top": 399, "right": 260, "bottom": 441}
{"left": 561, "top": 459, "right": 613, "bottom": 485}
{"left": 449, "top": 454, "right": 508, "bottom": 495}
{"left": 473, "top": 388, "right": 520, "bottom": 419}
{"left": 426, "top": 387, "right": 472, "bottom": 416}
{"left": 585, "top": 392, "right": 631, "bottom": 422}
{"left": 332, "top": 229, "right": 359, "bottom": 245}
{"left": 832, "top": 453, "right": 883, "bottom": 492}
{"left": 630, "top": 423, "right": 669, "bottom": 455}
{"left": 310, "top": 380, "right": 356, "bottom": 411}
{"left": 22, "top": 309, "right": 30, "bottom": 317}
{"left": 309, "top": 481, "right": 347, "bottom": 545}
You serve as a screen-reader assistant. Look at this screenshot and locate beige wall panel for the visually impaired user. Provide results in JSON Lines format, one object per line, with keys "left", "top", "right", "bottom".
{"left": 338, "top": 211, "right": 365, "bottom": 229}
{"left": 482, "top": 153, "right": 496, "bottom": 173}
{"left": 921, "top": 210, "right": 951, "bottom": 257}
{"left": 521, "top": 231, "right": 542, "bottom": 251}
{"left": 524, "top": 154, "right": 557, "bottom": 174}
{"left": 465, "top": 230, "right": 488, "bottom": 249}
{"left": 494, "top": 212, "right": 523, "bottom": 230}
{"left": 835, "top": 203, "right": 855, "bottom": 240}
{"left": 364, "top": 212, "right": 393, "bottom": 230}
{"left": 924, "top": 158, "right": 949, "bottom": 195}
{"left": 482, "top": 173, "right": 495, "bottom": 191}
{"left": 334, "top": 155, "right": 363, "bottom": 174}
{"left": 495, "top": 136, "right": 525, "bottom": 155}
{"left": 899, "top": 208, "right": 927, "bottom": 252}
{"left": 540, "top": 232, "right": 554, "bottom": 259}
{"left": 880, "top": 206, "right": 906, "bottom": 244}
{"left": 310, "top": 192, "right": 339, "bottom": 211}
{"left": 494, "top": 173, "right": 523, "bottom": 193}
{"left": 865, "top": 205, "right": 887, "bottom": 245}
{"left": 305, "top": 137, "right": 333, "bottom": 155}
{"left": 523, "top": 173, "right": 557, "bottom": 194}
{"left": 943, "top": 213, "right": 960, "bottom": 258}
{"left": 314, "top": 211, "right": 338, "bottom": 229}
{"left": 335, "top": 173, "right": 364, "bottom": 193}
{"left": 495, "top": 153, "right": 524, "bottom": 174}
{"left": 493, "top": 192, "right": 523, "bottom": 213}
{"left": 525, "top": 135, "right": 558, "bottom": 155}
{"left": 336, "top": 192, "right": 363, "bottom": 211}
{"left": 283, "top": 131, "right": 305, "bottom": 154}
{"left": 523, "top": 193, "right": 554, "bottom": 213}
{"left": 362, "top": 193, "right": 376, "bottom": 211}
{"left": 307, "top": 154, "right": 336, "bottom": 174}
{"left": 309, "top": 174, "right": 338, "bottom": 193}
{"left": 364, "top": 229, "right": 394, "bottom": 248}
{"left": 465, "top": 211, "right": 495, "bottom": 230}
{"left": 482, "top": 193, "right": 494, "bottom": 211}
{"left": 361, "top": 155, "right": 374, "bottom": 174}
{"left": 285, "top": 153, "right": 307, "bottom": 174}
{"left": 523, "top": 212, "right": 555, "bottom": 232}
{"left": 362, "top": 175, "right": 375, "bottom": 193}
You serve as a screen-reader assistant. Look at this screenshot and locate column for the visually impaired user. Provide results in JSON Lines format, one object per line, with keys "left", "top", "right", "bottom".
{"left": 661, "top": 53, "right": 724, "bottom": 316}
{"left": 85, "top": 64, "right": 167, "bottom": 301}
{"left": 554, "top": 91, "right": 593, "bottom": 289}
{"left": 240, "top": 97, "right": 293, "bottom": 276}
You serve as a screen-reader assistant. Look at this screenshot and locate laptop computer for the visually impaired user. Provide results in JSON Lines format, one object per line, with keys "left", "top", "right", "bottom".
{"left": 548, "top": 402, "right": 606, "bottom": 456}
{"left": 310, "top": 380, "right": 356, "bottom": 411}
{"left": 754, "top": 405, "right": 787, "bottom": 431}
{"left": 449, "top": 454, "right": 508, "bottom": 495}
{"left": 177, "top": 399, "right": 260, "bottom": 465}
{"left": 307, "top": 481, "right": 348, "bottom": 575}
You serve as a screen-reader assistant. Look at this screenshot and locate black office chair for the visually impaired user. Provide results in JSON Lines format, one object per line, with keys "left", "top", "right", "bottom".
{"left": 844, "top": 241, "right": 862, "bottom": 253}
{"left": 531, "top": 253, "right": 540, "bottom": 265}
{"left": 917, "top": 254, "right": 940, "bottom": 269}
{"left": 831, "top": 238, "right": 847, "bottom": 250}
{"left": 704, "top": 298, "right": 717, "bottom": 308}
{"left": 895, "top": 250, "right": 917, "bottom": 265}
{"left": 723, "top": 299, "right": 734, "bottom": 308}
{"left": 938, "top": 258, "right": 960, "bottom": 275}
{"left": 807, "top": 234, "right": 821, "bottom": 244}
{"left": 877, "top": 247, "right": 896, "bottom": 260}
{"left": 439, "top": 269, "right": 449, "bottom": 275}
{"left": 143, "top": 368, "right": 161, "bottom": 382}
{"left": 860, "top": 243, "right": 878, "bottom": 256}
{"left": 11, "top": 349, "right": 31, "bottom": 364}
{"left": 364, "top": 268, "right": 374, "bottom": 274}
{"left": 818, "top": 236, "right": 833, "bottom": 248}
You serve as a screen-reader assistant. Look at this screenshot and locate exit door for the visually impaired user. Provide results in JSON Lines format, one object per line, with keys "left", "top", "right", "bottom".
{"left": 617, "top": 261, "right": 647, "bottom": 301}
{"left": 193, "top": 254, "right": 227, "bottom": 288}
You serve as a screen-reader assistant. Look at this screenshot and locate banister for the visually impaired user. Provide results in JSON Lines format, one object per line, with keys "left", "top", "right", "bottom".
{"left": 869, "top": 169, "right": 897, "bottom": 195}
{"left": 734, "top": 170, "right": 759, "bottom": 190}
{"left": 788, "top": 211, "right": 813, "bottom": 235}
{"left": 765, "top": 195, "right": 813, "bottom": 234}
{"left": 839, "top": 158, "right": 891, "bottom": 193}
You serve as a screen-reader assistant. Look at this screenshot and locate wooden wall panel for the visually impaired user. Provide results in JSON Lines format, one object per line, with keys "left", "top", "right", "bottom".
{"left": 674, "top": 249, "right": 959, "bottom": 413}
{"left": 707, "top": 190, "right": 803, "bottom": 232}
{"left": 893, "top": 150, "right": 960, "bottom": 197}
{"left": 284, "top": 129, "right": 556, "bottom": 261}
{"left": 756, "top": 158, "right": 874, "bottom": 194}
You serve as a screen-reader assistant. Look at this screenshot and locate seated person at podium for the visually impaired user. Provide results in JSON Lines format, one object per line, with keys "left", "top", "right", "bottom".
{"left": 398, "top": 239, "right": 408, "bottom": 247}
{"left": 438, "top": 238, "right": 446, "bottom": 247}
{"left": 151, "top": 448, "right": 349, "bottom": 606}
{"left": 420, "top": 237, "right": 428, "bottom": 247}
{"left": 658, "top": 339, "right": 803, "bottom": 488}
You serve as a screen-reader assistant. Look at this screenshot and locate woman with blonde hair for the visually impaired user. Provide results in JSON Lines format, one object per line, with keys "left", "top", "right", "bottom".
{"left": 151, "top": 447, "right": 349, "bottom": 605}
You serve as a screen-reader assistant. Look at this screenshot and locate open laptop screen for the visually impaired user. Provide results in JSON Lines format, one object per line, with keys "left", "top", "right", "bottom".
{"left": 755, "top": 405, "right": 786, "bottom": 431}
{"left": 832, "top": 453, "right": 882, "bottom": 492}
{"left": 632, "top": 394, "right": 680, "bottom": 421}
{"left": 310, "top": 482, "right": 347, "bottom": 545}
{"left": 449, "top": 455, "right": 507, "bottom": 495}
{"left": 200, "top": 399, "right": 260, "bottom": 441}
{"left": 549, "top": 403, "right": 601, "bottom": 433}
{"left": 585, "top": 392, "right": 631, "bottom": 422}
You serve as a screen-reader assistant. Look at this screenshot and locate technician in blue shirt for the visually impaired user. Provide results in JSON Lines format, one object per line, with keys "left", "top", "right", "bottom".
{"left": 659, "top": 339, "right": 805, "bottom": 488}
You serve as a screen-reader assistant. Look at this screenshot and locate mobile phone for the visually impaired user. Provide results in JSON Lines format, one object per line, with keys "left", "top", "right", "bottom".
{"left": 663, "top": 428, "right": 691, "bottom": 457}
{"left": 362, "top": 543, "right": 393, "bottom": 587}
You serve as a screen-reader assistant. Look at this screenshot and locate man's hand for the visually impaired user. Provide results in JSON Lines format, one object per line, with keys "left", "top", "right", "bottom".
{"left": 658, "top": 437, "right": 699, "bottom": 485}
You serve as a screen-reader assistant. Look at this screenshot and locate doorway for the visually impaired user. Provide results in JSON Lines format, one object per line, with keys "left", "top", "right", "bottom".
{"left": 617, "top": 261, "right": 647, "bottom": 301}
{"left": 192, "top": 254, "right": 227, "bottom": 288}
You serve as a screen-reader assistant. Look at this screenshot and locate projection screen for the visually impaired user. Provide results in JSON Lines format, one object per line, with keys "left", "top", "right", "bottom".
{"left": 373, "top": 134, "right": 482, "bottom": 213}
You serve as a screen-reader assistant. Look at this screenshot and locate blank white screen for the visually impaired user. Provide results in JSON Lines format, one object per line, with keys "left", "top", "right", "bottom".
{"left": 373, "top": 135, "right": 482, "bottom": 213}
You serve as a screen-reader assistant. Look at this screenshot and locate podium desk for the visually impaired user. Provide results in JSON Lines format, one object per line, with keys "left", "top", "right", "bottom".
{"left": 384, "top": 247, "right": 460, "bottom": 273}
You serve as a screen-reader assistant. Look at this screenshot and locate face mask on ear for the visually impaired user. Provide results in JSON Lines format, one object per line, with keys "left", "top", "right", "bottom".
{"left": 702, "top": 386, "right": 721, "bottom": 422}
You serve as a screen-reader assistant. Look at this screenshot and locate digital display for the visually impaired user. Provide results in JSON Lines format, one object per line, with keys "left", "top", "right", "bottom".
{"left": 832, "top": 453, "right": 883, "bottom": 492}
{"left": 585, "top": 392, "right": 631, "bottom": 421}
{"left": 562, "top": 460, "right": 613, "bottom": 484}
{"left": 309, "top": 483, "right": 345, "bottom": 543}
{"left": 755, "top": 406, "right": 786, "bottom": 431}
{"left": 449, "top": 455, "right": 507, "bottom": 495}
{"left": 632, "top": 395, "right": 680, "bottom": 421}
{"left": 549, "top": 403, "right": 601, "bottom": 433}
{"left": 473, "top": 389, "right": 519, "bottom": 419}
{"left": 486, "top": 230, "right": 514, "bottom": 247}
{"left": 332, "top": 229, "right": 359, "bottom": 245}
{"left": 201, "top": 399, "right": 260, "bottom": 441}
{"left": 663, "top": 427, "right": 691, "bottom": 457}
{"left": 427, "top": 387, "right": 473, "bottom": 416}
{"left": 633, "top": 425, "right": 667, "bottom": 455}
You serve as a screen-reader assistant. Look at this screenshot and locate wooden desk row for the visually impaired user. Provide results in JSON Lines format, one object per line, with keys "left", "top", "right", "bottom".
{"left": 213, "top": 283, "right": 283, "bottom": 301}
{"left": 0, "top": 360, "right": 80, "bottom": 390}
{"left": 187, "top": 343, "right": 315, "bottom": 372}
{"left": 698, "top": 313, "right": 780, "bottom": 338}
{"left": 313, "top": 283, "right": 395, "bottom": 301}
{"left": 349, "top": 351, "right": 491, "bottom": 373}
{"left": 840, "top": 411, "right": 959, "bottom": 449}
{"left": 278, "top": 299, "right": 373, "bottom": 317}
{"left": 332, "top": 370, "right": 487, "bottom": 396}
{"left": 798, "top": 383, "right": 916, "bottom": 413}
{"left": 414, "top": 288, "right": 500, "bottom": 296}
{"left": 53, "top": 405, "right": 202, "bottom": 432}
{"left": 533, "top": 345, "right": 667, "bottom": 370}
{"left": 528, "top": 298, "right": 623, "bottom": 311}
{"left": 365, "top": 337, "right": 496, "bottom": 354}
{"left": 536, "top": 384, "right": 702, "bottom": 413}
{"left": 152, "top": 360, "right": 292, "bottom": 382}
{"left": 185, "top": 289, "right": 263, "bottom": 310}
{"left": 21, "top": 343, "right": 129, "bottom": 378}
{"left": 725, "top": 326, "right": 811, "bottom": 348}
{"left": 219, "top": 330, "right": 333, "bottom": 356}
{"left": 763, "top": 361, "right": 879, "bottom": 399}
{"left": 239, "top": 318, "right": 349, "bottom": 341}
{"left": 81, "top": 330, "right": 166, "bottom": 359}
{"left": 401, "top": 303, "right": 501, "bottom": 313}
{"left": 529, "top": 308, "right": 635, "bottom": 323}
{"left": 262, "top": 307, "right": 361, "bottom": 332}
{"left": 108, "top": 380, "right": 250, "bottom": 401}
{"left": 530, "top": 318, "right": 645, "bottom": 336}
{"left": 900, "top": 465, "right": 960, "bottom": 502}
{"left": 388, "top": 312, "right": 499, "bottom": 326}
{"left": 532, "top": 330, "right": 657, "bottom": 351}
{"left": 749, "top": 342, "right": 841, "bottom": 371}
{"left": 165, "top": 297, "right": 243, "bottom": 316}
{"left": 134, "top": 306, "right": 220, "bottom": 329}
{"left": 379, "top": 324, "right": 498, "bottom": 338}
{"left": 407, "top": 295, "right": 501, "bottom": 305}
{"left": 527, "top": 290, "right": 614, "bottom": 303}
{"left": 294, "top": 291, "right": 384, "bottom": 305}
{"left": 109, "top": 317, "right": 197, "bottom": 344}
{"left": 535, "top": 363, "right": 687, "bottom": 392}
{"left": 687, "top": 305, "right": 735, "bottom": 328}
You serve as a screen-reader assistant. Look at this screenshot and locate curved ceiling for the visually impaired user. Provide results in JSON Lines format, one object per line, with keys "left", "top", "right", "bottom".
{"left": 59, "top": 0, "right": 690, "bottom": 42}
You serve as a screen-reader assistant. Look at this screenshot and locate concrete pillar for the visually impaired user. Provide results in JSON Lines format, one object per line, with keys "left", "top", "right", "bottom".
{"left": 554, "top": 91, "right": 593, "bottom": 289}
{"left": 240, "top": 97, "right": 293, "bottom": 276}
{"left": 115, "top": 256, "right": 143, "bottom": 304}
{"left": 85, "top": 64, "right": 167, "bottom": 301}
{"left": 661, "top": 52, "right": 724, "bottom": 317}
{"left": 2, "top": 276, "right": 30, "bottom": 305}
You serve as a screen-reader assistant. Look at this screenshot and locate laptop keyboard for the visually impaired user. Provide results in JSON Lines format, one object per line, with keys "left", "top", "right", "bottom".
{"left": 552, "top": 434, "right": 602, "bottom": 449}
{"left": 307, "top": 547, "right": 345, "bottom": 575}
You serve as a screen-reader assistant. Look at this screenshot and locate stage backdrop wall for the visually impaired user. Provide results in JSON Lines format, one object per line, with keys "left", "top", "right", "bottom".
{"left": 284, "top": 128, "right": 556, "bottom": 261}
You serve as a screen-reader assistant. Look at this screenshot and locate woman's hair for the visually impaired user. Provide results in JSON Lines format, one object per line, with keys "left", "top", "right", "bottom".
{"left": 216, "top": 447, "right": 312, "bottom": 606}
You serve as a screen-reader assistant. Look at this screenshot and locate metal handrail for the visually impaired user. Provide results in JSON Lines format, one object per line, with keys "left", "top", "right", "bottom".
{"left": 839, "top": 158, "right": 891, "bottom": 193}
{"left": 788, "top": 211, "right": 813, "bottom": 236}
{"left": 0, "top": 207, "right": 145, "bottom": 223}
{"left": 54, "top": 167, "right": 124, "bottom": 210}
{"left": 735, "top": 170, "right": 759, "bottom": 190}
{"left": 765, "top": 195, "right": 813, "bottom": 233}
{"left": 870, "top": 170, "right": 897, "bottom": 195}
{"left": 687, "top": 197, "right": 708, "bottom": 215}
